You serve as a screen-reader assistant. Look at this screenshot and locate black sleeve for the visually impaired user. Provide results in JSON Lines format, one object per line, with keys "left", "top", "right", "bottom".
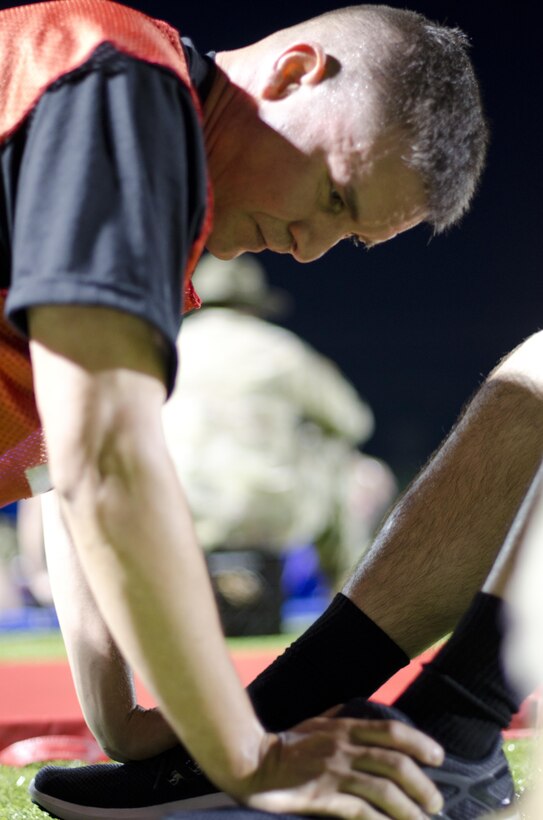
{"left": 5, "top": 45, "right": 208, "bottom": 393}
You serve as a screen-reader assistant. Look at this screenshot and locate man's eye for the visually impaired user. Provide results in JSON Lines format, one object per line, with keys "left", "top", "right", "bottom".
{"left": 330, "top": 187, "right": 345, "bottom": 212}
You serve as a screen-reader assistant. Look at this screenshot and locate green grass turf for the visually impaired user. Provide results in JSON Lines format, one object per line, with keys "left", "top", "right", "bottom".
{"left": 0, "top": 632, "right": 66, "bottom": 664}
{"left": 0, "top": 629, "right": 293, "bottom": 664}
{"left": 0, "top": 761, "right": 68, "bottom": 819}
{"left": 0, "top": 740, "right": 536, "bottom": 818}
{"left": 503, "top": 737, "right": 539, "bottom": 801}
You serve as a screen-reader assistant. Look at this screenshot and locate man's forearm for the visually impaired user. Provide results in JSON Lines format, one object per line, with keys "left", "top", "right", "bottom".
{"left": 344, "top": 332, "right": 543, "bottom": 656}
{"left": 54, "top": 409, "right": 267, "bottom": 793}
{"left": 42, "top": 490, "right": 177, "bottom": 761}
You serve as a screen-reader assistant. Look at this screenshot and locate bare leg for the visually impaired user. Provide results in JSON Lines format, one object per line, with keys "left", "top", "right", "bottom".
{"left": 478, "top": 462, "right": 543, "bottom": 819}
{"left": 249, "top": 332, "right": 543, "bottom": 731}
{"left": 344, "top": 331, "right": 543, "bottom": 655}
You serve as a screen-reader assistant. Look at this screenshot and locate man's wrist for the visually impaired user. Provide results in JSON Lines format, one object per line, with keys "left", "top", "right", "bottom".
{"left": 213, "top": 728, "right": 279, "bottom": 801}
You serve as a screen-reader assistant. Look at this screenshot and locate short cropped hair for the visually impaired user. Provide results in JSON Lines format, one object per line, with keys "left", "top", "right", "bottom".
{"left": 281, "top": 5, "right": 489, "bottom": 232}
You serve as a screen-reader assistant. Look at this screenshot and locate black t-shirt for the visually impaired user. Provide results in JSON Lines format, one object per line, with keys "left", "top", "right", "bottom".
{"left": 0, "top": 38, "right": 214, "bottom": 393}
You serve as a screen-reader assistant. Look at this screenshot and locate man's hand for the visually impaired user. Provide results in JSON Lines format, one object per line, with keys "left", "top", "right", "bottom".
{"left": 243, "top": 714, "right": 444, "bottom": 819}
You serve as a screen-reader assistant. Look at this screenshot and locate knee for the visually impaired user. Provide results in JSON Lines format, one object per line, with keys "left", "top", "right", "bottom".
{"left": 489, "top": 330, "right": 543, "bottom": 394}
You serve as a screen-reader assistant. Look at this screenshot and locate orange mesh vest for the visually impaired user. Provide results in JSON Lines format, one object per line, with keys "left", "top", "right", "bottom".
{"left": 0, "top": 0, "right": 212, "bottom": 508}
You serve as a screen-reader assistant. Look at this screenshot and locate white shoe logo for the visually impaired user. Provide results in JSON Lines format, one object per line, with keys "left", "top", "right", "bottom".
{"left": 169, "top": 770, "right": 184, "bottom": 786}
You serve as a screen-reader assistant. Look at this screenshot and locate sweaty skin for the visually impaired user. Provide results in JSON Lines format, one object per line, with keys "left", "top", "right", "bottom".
{"left": 27, "top": 15, "right": 490, "bottom": 820}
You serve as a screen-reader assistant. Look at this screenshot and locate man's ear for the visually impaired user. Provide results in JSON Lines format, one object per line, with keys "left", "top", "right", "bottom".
{"left": 261, "top": 42, "right": 327, "bottom": 100}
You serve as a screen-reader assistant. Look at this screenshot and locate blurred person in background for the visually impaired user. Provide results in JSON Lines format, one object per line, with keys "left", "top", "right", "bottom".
{"left": 0, "top": 508, "right": 20, "bottom": 611}
{"left": 11, "top": 255, "right": 396, "bottom": 623}
{"left": 164, "top": 254, "right": 397, "bottom": 590}
{"left": 14, "top": 497, "right": 53, "bottom": 608}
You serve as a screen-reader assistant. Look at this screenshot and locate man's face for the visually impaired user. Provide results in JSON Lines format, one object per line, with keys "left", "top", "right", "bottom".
{"left": 205, "top": 93, "right": 427, "bottom": 262}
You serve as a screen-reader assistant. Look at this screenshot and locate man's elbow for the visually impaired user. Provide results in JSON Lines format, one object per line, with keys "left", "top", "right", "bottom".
{"left": 49, "top": 427, "right": 165, "bottom": 542}
{"left": 92, "top": 718, "right": 139, "bottom": 763}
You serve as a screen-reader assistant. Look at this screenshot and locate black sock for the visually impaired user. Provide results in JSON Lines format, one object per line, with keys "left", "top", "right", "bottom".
{"left": 247, "top": 592, "right": 409, "bottom": 731}
{"left": 395, "top": 592, "right": 526, "bottom": 759}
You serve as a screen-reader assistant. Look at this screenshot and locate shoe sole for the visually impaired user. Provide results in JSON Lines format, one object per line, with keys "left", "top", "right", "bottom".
{"left": 28, "top": 778, "right": 235, "bottom": 820}
{"left": 29, "top": 778, "right": 524, "bottom": 820}
{"left": 436, "top": 809, "right": 521, "bottom": 819}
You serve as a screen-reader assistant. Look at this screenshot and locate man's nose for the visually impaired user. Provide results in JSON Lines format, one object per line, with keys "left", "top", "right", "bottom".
{"left": 289, "top": 220, "right": 342, "bottom": 263}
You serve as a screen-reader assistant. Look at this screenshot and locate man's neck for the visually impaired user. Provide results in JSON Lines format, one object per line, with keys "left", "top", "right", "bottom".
{"left": 202, "top": 58, "right": 259, "bottom": 159}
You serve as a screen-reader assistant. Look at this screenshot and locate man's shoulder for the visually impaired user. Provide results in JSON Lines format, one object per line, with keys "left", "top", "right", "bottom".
{"left": 0, "top": 0, "right": 183, "bottom": 67}
{"left": 0, "top": 0, "right": 189, "bottom": 143}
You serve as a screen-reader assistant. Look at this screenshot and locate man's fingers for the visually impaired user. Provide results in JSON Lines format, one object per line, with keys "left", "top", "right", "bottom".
{"left": 351, "top": 745, "right": 443, "bottom": 815}
{"left": 340, "top": 771, "right": 433, "bottom": 820}
{"left": 348, "top": 718, "right": 444, "bottom": 766}
{"left": 307, "top": 791, "right": 389, "bottom": 820}
{"left": 252, "top": 789, "right": 396, "bottom": 820}
{"left": 247, "top": 717, "right": 446, "bottom": 820}
{"left": 320, "top": 703, "right": 345, "bottom": 718}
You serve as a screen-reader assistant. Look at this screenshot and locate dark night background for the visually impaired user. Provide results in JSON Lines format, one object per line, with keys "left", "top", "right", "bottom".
{"left": 6, "top": 0, "right": 542, "bottom": 484}
{"left": 155, "top": 0, "right": 543, "bottom": 484}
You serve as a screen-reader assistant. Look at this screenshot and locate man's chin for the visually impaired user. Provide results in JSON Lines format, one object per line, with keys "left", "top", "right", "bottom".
{"left": 205, "top": 243, "right": 252, "bottom": 261}
{"left": 206, "top": 227, "right": 266, "bottom": 259}
{"left": 212, "top": 250, "right": 240, "bottom": 260}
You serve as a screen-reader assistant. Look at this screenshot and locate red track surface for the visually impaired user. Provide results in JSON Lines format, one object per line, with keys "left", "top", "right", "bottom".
{"left": 0, "top": 646, "right": 537, "bottom": 764}
{"left": 0, "top": 647, "right": 432, "bottom": 750}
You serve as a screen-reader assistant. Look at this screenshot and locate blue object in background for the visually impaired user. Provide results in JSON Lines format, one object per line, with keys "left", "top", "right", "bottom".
{"left": 0, "top": 503, "right": 17, "bottom": 522}
{"left": 0, "top": 542, "right": 328, "bottom": 635}
{"left": 0, "top": 606, "right": 59, "bottom": 632}
{"left": 281, "top": 543, "right": 331, "bottom": 632}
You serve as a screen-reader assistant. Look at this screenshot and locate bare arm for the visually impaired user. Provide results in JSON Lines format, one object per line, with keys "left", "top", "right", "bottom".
{"left": 29, "top": 305, "right": 269, "bottom": 795}
{"left": 30, "top": 304, "right": 443, "bottom": 819}
{"left": 344, "top": 331, "right": 543, "bottom": 656}
{"left": 41, "top": 489, "right": 178, "bottom": 762}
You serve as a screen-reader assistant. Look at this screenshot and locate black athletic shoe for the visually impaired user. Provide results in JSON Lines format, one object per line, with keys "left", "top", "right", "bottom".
{"left": 423, "top": 740, "right": 519, "bottom": 820}
{"left": 29, "top": 743, "right": 231, "bottom": 820}
{"left": 29, "top": 700, "right": 519, "bottom": 820}
{"left": 336, "top": 698, "right": 519, "bottom": 820}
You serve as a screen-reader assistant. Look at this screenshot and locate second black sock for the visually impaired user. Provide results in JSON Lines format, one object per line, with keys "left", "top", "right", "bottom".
{"left": 248, "top": 592, "right": 409, "bottom": 731}
{"left": 395, "top": 592, "right": 526, "bottom": 759}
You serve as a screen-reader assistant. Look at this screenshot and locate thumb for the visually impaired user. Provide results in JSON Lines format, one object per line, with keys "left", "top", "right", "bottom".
{"left": 319, "top": 703, "right": 345, "bottom": 718}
